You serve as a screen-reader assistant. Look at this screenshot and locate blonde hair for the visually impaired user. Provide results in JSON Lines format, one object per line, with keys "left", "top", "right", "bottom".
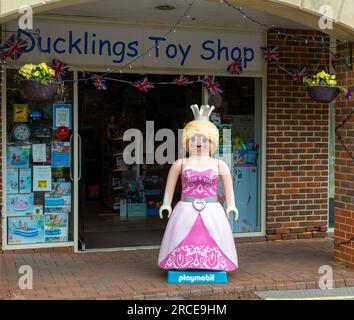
{"left": 182, "top": 120, "right": 219, "bottom": 153}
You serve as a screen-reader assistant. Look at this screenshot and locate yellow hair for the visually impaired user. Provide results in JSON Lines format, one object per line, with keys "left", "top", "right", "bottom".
{"left": 182, "top": 120, "right": 219, "bottom": 153}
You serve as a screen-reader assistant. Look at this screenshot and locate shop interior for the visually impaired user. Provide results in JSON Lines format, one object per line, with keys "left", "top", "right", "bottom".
{"left": 78, "top": 73, "right": 202, "bottom": 248}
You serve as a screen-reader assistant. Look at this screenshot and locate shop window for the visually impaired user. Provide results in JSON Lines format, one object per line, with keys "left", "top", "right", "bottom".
{"left": 5, "top": 68, "right": 74, "bottom": 246}
{"left": 209, "top": 77, "right": 261, "bottom": 234}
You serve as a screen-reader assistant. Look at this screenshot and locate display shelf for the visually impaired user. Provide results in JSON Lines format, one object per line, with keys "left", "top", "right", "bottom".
{"left": 102, "top": 120, "right": 139, "bottom": 212}
{"left": 107, "top": 136, "right": 123, "bottom": 141}
{"left": 103, "top": 184, "right": 124, "bottom": 190}
{"left": 103, "top": 167, "right": 129, "bottom": 172}
{"left": 103, "top": 201, "right": 120, "bottom": 210}
{"left": 104, "top": 152, "right": 123, "bottom": 157}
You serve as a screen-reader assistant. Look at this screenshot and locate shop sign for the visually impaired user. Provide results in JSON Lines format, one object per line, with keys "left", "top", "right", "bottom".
{"left": 7, "top": 20, "right": 265, "bottom": 73}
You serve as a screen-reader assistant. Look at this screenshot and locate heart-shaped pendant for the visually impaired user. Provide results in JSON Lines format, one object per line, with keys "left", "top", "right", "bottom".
{"left": 192, "top": 199, "right": 206, "bottom": 211}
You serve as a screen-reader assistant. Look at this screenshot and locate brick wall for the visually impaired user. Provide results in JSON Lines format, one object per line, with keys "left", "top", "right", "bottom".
{"left": 266, "top": 29, "right": 329, "bottom": 240}
{"left": 334, "top": 42, "right": 354, "bottom": 269}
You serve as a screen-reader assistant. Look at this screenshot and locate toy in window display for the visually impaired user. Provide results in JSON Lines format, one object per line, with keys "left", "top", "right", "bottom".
{"left": 158, "top": 104, "right": 239, "bottom": 283}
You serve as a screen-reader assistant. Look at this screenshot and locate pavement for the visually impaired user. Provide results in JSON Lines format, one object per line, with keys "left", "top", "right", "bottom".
{"left": 255, "top": 287, "right": 354, "bottom": 300}
{"left": 1, "top": 238, "right": 354, "bottom": 300}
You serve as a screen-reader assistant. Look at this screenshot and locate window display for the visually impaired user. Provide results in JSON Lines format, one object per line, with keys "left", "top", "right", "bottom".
{"left": 5, "top": 68, "right": 74, "bottom": 246}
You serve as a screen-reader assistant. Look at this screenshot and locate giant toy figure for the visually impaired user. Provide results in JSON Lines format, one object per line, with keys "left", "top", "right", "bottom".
{"left": 158, "top": 104, "right": 238, "bottom": 282}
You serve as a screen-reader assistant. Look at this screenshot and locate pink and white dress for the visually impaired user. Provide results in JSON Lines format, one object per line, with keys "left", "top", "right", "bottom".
{"left": 158, "top": 166, "right": 238, "bottom": 271}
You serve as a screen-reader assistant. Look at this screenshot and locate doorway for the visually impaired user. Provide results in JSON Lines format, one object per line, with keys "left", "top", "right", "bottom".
{"left": 77, "top": 73, "right": 202, "bottom": 250}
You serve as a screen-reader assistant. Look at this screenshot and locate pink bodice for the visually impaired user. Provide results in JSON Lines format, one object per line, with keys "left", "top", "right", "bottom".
{"left": 181, "top": 168, "right": 218, "bottom": 199}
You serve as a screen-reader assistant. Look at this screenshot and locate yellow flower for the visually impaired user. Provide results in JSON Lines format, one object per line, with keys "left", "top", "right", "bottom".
{"left": 318, "top": 71, "right": 326, "bottom": 79}
{"left": 38, "top": 62, "right": 48, "bottom": 71}
{"left": 330, "top": 75, "right": 336, "bottom": 80}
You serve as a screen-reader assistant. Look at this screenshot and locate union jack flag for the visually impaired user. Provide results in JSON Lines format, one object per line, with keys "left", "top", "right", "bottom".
{"left": 133, "top": 77, "right": 155, "bottom": 93}
{"left": 261, "top": 46, "right": 280, "bottom": 62}
{"left": 227, "top": 60, "right": 243, "bottom": 75}
{"left": 201, "top": 76, "right": 223, "bottom": 96}
{"left": 291, "top": 66, "right": 307, "bottom": 83}
{"left": 52, "top": 59, "right": 70, "bottom": 81}
{"left": 2, "top": 34, "right": 28, "bottom": 61}
{"left": 173, "top": 75, "right": 191, "bottom": 86}
{"left": 91, "top": 75, "right": 107, "bottom": 90}
{"left": 0, "top": 46, "right": 8, "bottom": 63}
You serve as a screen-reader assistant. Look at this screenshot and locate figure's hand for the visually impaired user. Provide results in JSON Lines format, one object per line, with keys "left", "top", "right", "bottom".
{"left": 226, "top": 207, "right": 239, "bottom": 222}
{"left": 159, "top": 205, "right": 172, "bottom": 219}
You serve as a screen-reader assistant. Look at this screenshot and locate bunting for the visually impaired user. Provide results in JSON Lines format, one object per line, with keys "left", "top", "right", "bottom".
{"left": 261, "top": 46, "right": 280, "bottom": 62}
{"left": 227, "top": 60, "right": 243, "bottom": 75}
{"left": 91, "top": 75, "right": 107, "bottom": 90}
{"left": 52, "top": 59, "right": 70, "bottom": 82}
{"left": 133, "top": 77, "right": 155, "bottom": 93}
{"left": 173, "top": 75, "right": 191, "bottom": 86}
{"left": 2, "top": 34, "right": 28, "bottom": 61}
{"left": 291, "top": 66, "right": 307, "bottom": 83}
{"left": 201, "top": 76, "right": 223, "bottom": 96}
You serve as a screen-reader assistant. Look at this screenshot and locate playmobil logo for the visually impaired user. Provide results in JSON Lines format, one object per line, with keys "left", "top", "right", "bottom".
{"left": 178, "top": 274, "right": 215, "bottom": 283}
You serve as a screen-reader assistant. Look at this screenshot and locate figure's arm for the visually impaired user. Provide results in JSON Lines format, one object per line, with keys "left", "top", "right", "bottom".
{"left": 219, "top": 160, "right": 239, "bottom": 222}
{"left": 159, "top": 159, "right": 182, "bottom": 219}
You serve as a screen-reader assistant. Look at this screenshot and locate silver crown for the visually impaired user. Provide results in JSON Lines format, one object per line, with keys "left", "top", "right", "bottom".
{"left": 190, "top": 104, "right": 215, "bottom": 121}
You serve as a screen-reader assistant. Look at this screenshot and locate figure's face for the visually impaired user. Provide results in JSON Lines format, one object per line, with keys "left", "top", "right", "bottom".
{"left": 188, "top": 134, "right": 215, "bottom": 156}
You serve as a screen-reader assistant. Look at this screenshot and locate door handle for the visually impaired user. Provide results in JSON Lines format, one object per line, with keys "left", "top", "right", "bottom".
{"left": 78, "top": 134, "right": 82, "bottom": 181}
{"left": 70, "top": 134, "right": 74, "bottom": 181}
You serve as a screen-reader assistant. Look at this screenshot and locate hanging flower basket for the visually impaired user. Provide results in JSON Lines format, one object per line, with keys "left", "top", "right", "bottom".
{"left": 20, "top": 80, "right": 57, "bottom": 101}
{"left": 18, "top": 62, "right": 57, "bottom": 101}
{"left": 303, "top": 70, "right": 348, "bottom": 104}
{"left": 307, "top": 85, "right": 340, "bottom": 103}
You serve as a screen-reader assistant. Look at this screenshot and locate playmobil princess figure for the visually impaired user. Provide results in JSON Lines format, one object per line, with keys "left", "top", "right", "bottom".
{"left": 158, "top": 104, "right": 238, "bottom": 271}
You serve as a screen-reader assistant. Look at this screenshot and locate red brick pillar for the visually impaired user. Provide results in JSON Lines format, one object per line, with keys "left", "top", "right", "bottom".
{"left": 266, "top": 29, "right": 329, "bottom": 240}
{"left": 334, "top": 42, "right": 354, "bottom": 269}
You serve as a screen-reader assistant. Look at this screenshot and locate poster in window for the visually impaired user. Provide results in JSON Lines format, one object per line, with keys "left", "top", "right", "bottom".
{"left": 7, "top": 145, "right": 30, "bottom": 169}
{"left": 7, "top": 193, "right": 34, "bottom": 216}
{"left": 19, "top": 168, "right": 32, "bottom": 193}
{"left": 13, "top": 104, "right": 29, "bottom": 122}
{"left": 7, "top": 215, "right": 45, "bottom": 245}
{"left": 51, "top": 142, "right": 70, "bottom": 168}
{"left": 44, "top": 194, "right": 71, "bottom": 213}
{"left": 7, "top": 169, "right": 18, "bottom": 194}
{"left": 44, "top": 213, "right": 68, "bottom": 242}
{"left": 32, "top": 144, "right": 47, "bottom": 163}
{"left": 33, "top": 165, "right": 52, "bottom": 191}
{"left": 53, "top": 104, "right": 72, "bottom": 129}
